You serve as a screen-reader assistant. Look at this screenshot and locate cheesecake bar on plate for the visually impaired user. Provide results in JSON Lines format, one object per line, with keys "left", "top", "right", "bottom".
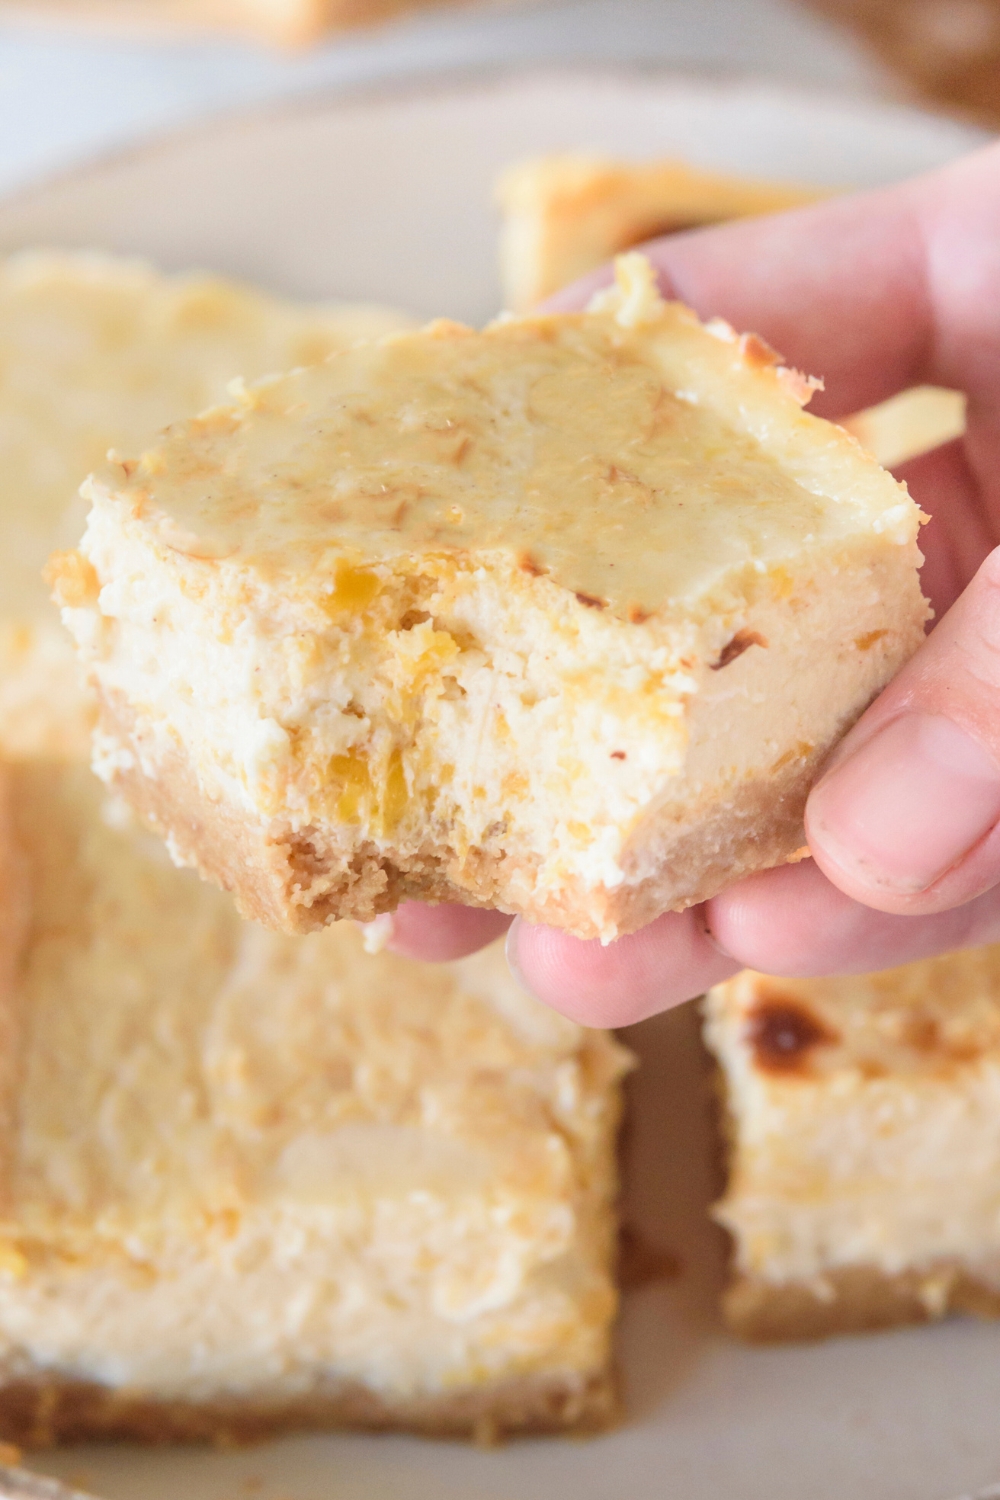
{"left": 0, "top": 0, "right": 463, "bottom": 48}
{"left": 705, "top": 951, "right": 1000, "bottom": 1341}
{"left": 0, "top": 250, "right": 409, "bottom": 760}
{"left": 52, "top": 253, "right": 927, "bottom": 940}
{"left": 0, "top": 756, "right": 628, "bottom": 1445}
{"left": 496, "top": 154, "right": 818, "bottom": 313}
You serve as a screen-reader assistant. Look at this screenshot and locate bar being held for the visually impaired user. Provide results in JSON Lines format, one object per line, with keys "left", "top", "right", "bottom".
{"left": 50, "top": 254, "right": 928, "bottom": 941}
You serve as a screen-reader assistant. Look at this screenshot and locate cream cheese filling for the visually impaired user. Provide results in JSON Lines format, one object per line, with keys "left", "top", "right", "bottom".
{"left": 0, "top": 1205, "right": 613, "bottom": 1401}
{"left": 71, "top": 502, "right": 924, "bottom": 904}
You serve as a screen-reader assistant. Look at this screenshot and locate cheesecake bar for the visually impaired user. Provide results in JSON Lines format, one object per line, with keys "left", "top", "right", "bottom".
{"left": 0, "top": 0, "right": 461, "bottom": 47}
{"left": 496, "top": 153, "right": 964, "bottom": 470}
{"left": 705, "top": 951, "right": 1000, "bottom": 1342}
{"left": 0, "top": 755, "right": 627, "bottom": 1446}
{"left": 52, "top": 252, "right": 928, "bottom": 940}
{"left": 496, "top": 154, "right": 818, "bottom": 313}
{"left": 0, "top": 250, "right": 409, "bottom": 759}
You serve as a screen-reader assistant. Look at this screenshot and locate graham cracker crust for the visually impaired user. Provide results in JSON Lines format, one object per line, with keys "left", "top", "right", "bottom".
{"left": 724, "top": 1264, "right": 1000, "bottom": 1343}
{"left": 95, "top": 687, "right": 816, "bottom": 939}
{"left": 0, "top": 1368, "right": 619, "bottom": 1450}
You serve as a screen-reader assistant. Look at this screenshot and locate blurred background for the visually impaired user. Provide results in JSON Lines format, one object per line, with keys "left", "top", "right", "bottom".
{"left": 1, "top": 3, "right": 998, "bottom": 1499}
{"left": 0, "top": 0, "right": 995, "bottom": 199}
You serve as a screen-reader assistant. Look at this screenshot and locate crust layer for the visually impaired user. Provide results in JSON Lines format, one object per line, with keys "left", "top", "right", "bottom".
{"left": 97, "top": 687, "right": 816, "bottom": 937}
{"left": 0, "top": 1369, "right": 618, "bottom": 1449}
{"left": 724, "top": 1265, "right": 1000, "bottom": 1344}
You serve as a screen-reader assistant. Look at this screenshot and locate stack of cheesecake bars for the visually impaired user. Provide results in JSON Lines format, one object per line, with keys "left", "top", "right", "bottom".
{"left": 0, "top": 159, "right": 993, "bottom": 1452}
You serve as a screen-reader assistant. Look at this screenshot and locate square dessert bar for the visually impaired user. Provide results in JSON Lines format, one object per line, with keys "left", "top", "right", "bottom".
{"left": 705, "top": 952, "right": 1000, "bottom": 1341}
{"left": 496, "top": 153, "right": 818, "bottom": 312}
{"left": 0, "top": 250, "right": 408, "bottom": 760}
{"left": 52, "top": 253, "right": 927, "bottom": 941}
{"left": 0, "top": 757, "right": 627, "bottom": 1446}
{"left": 0, "top": 0, "right": 456, "bottom": 47}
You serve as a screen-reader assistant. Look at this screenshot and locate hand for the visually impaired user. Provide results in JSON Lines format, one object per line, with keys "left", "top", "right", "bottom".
{"left": 385, "top": 141, "right": 1000, "bottom": 1025}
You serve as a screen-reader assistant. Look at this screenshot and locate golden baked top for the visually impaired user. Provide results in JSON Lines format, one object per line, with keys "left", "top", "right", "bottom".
{"left": 0, "top": 250, "right": 410, "bottom": 624}
{"left": 497, "top": 153, "right": 819, "bottom": 309}
{"left": 84, "top": 255, "right": 920, "bottom": 625}
{"left": 0, "top": 250, "right": 410, "bottom": 760}
{"left": 706, "top": 949, "right": 1000, "bottom": 1288}
{"left": 712, "top": 948, "right": 1000, "bottom": 1085}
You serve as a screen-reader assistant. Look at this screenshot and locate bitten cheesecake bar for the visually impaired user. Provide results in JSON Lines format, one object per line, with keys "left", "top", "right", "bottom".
{"left": 496, "top": 154, "right": 819, "bottom": 313}
{"left": 0, "top": 251, "right": 409, "bottom": 759}
{"left": 0, "top": 757, "right": 627, "bottom": 1446}
{"left": 705, "top": 951, "right": 1000, "bottom": 1342}
{"left": 52, "top": 253, "right": 928, "bottom": 940}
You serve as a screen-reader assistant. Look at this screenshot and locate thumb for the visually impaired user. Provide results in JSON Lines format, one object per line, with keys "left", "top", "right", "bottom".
{"left": 806, "top": 544, "right": 1000, "bottom": 914}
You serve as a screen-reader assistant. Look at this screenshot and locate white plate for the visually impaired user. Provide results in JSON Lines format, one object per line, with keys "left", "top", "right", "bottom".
{"left": 0, "top": 69, "right": 994, "bottom": 1500}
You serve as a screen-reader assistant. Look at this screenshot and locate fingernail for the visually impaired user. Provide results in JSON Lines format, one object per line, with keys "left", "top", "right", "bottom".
{"left": 358, "top": 913, "right": 394, "bottom": 954}
{"left": 809, "top": 713, "right": 1000, "bottom": 893}
{"left": 504, "top": 918, "right": 537, "bottom": 998}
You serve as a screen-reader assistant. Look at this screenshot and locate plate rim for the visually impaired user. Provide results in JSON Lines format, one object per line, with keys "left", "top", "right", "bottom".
{"left": 0, "top": 59, "right": 989, "bottom": 230}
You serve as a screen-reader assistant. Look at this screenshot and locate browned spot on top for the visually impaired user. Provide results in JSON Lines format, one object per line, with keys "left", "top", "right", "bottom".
{"left": 898, "top": 1012, "right": 989, "bottom": 1065}
{"left": 119, "top": 457, "right": 138, "bottom": 478}
{"left": 610, "top": 750, "right": 627, "bottom": 761}
{"left": 711, "top": 629, "right": 768, "bottom": 670}
{"left": 855, "top": 629, "right": 888, "bottom": 652}
{"left": 606, "top": 463, "right": 646, "bottom": 487}
{"left": 856, "top": 1057, "right": 889, "bottom": 1080}
{"left": 575, "top": 590, "right": 606, "bottom": 609}
{"left": 740, "top": 332, "right": 781, "bottom": 369}
{"left": 618, "top": 1223, "right": 681, "bottom": 1291}
{"left": 517, "top": 550, "right": 546, "bottom": 577}
{"left": 747, "top": 997, "right": 839, "bottom": 1075}
{"left": 901, "top": 1014, "right": 941, "bottom": 1055}
{"left": 627, "top": 602, "right": 652, "bottom": 624}
{"left": 779, "top": 365, "right": 821, "bottom": 406}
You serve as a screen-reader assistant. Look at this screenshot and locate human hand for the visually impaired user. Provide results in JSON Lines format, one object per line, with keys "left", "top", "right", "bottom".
{"left": 384, "top": 141, "right": 1000, "bottom": 1025}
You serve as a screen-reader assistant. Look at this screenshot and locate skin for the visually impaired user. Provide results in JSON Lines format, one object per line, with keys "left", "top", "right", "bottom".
{"left": 385, "top": 141, "right": 1000, "bottom": 1026}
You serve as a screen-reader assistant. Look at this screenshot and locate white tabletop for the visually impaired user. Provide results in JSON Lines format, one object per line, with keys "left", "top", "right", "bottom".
{"left": 0, "top": 0, "right": 888, "bottom": 198}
